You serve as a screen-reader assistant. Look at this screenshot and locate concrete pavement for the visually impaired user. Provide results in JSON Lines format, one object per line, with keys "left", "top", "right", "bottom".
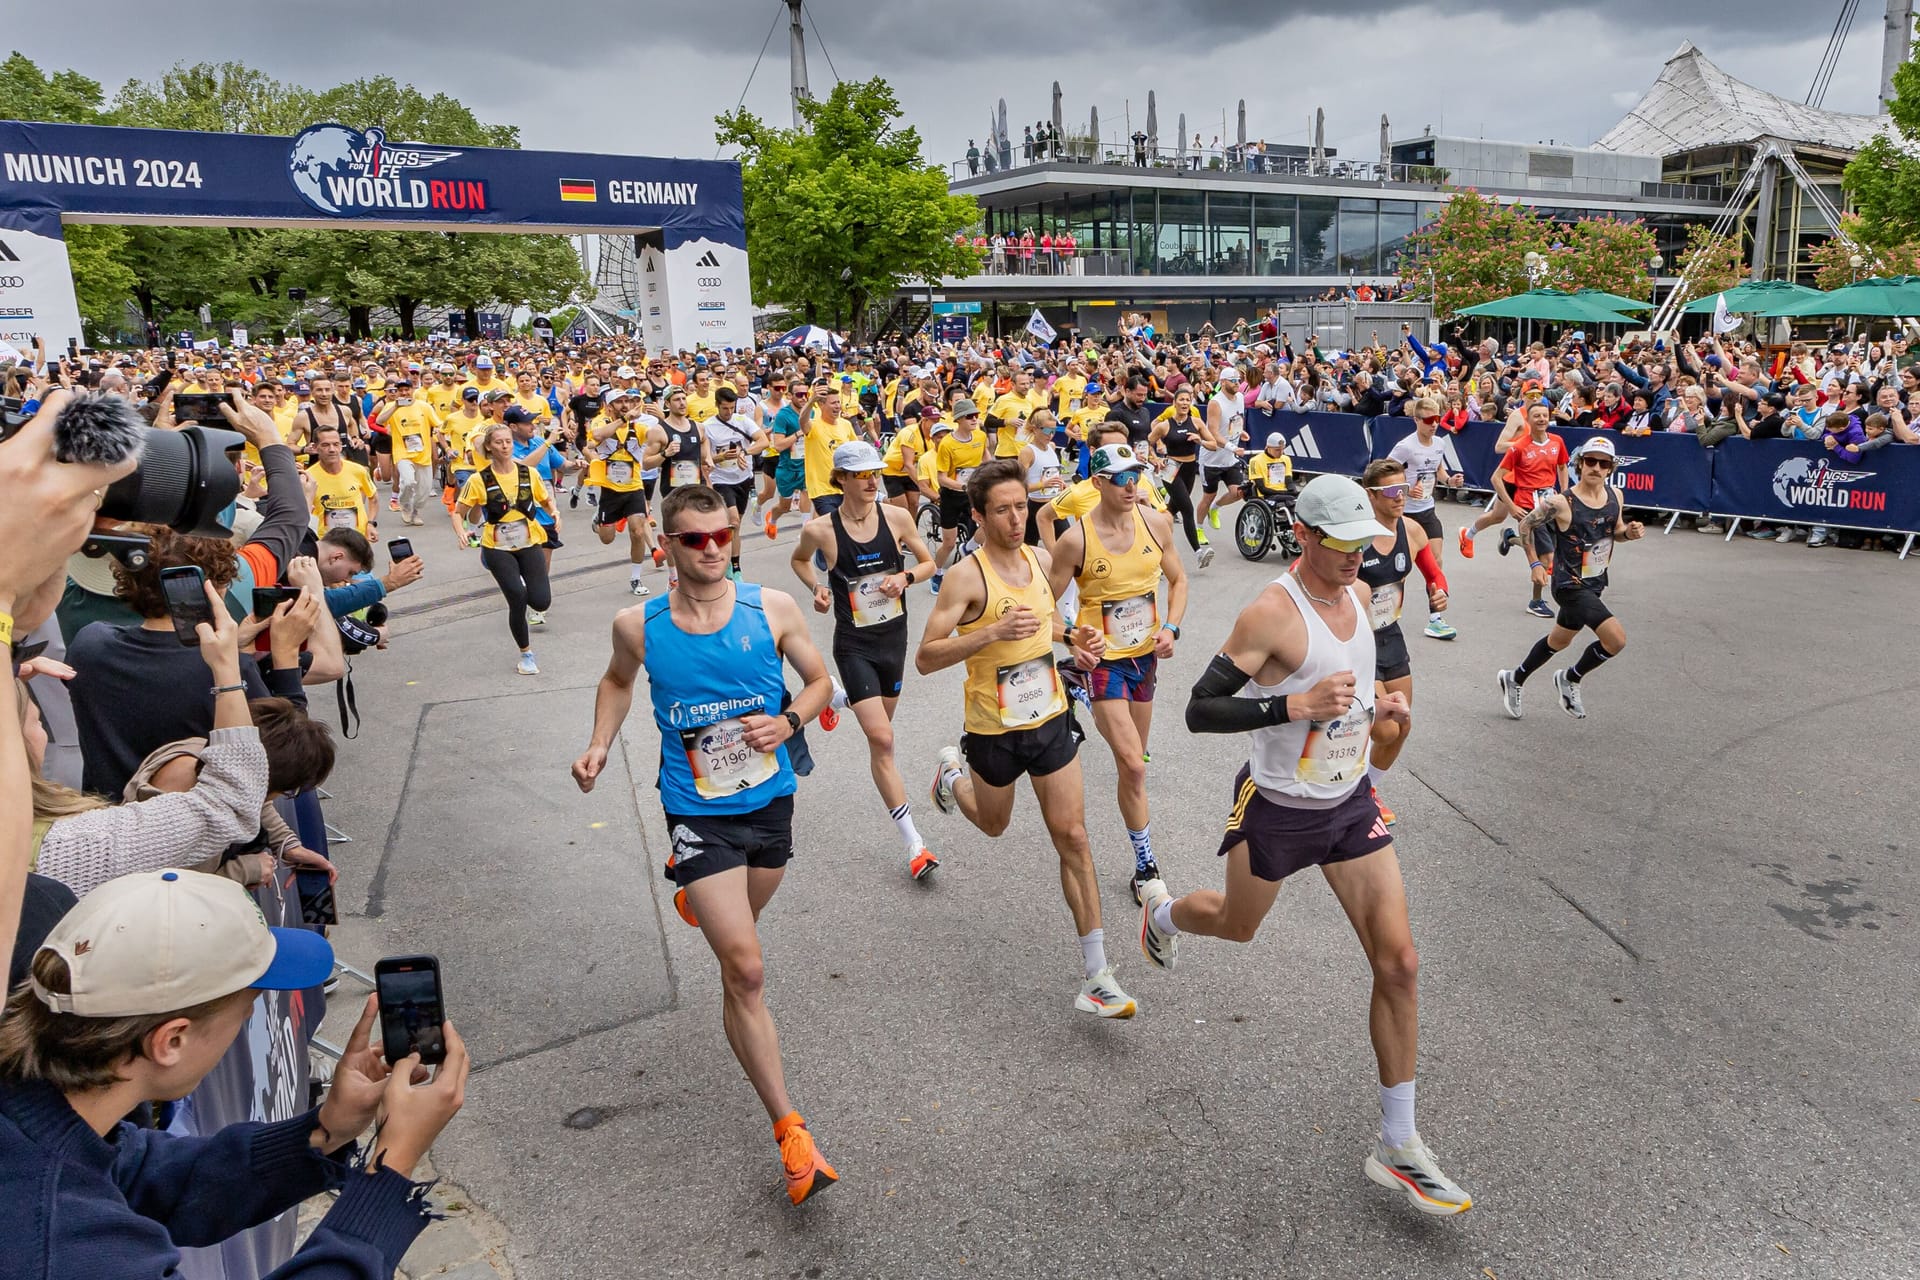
{"left": 317, "top": 495, "right": 1919, "bottom": 1279}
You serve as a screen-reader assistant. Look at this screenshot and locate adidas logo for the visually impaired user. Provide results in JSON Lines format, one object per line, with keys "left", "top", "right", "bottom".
{"left": 695, "top": 250, "right": 721, "bottom": 268}
{"left": 1291, "top": 425, "right": 1323, "bottom": 460}
{"left": 0, "top": 239, "right": 17, "bottom": 262}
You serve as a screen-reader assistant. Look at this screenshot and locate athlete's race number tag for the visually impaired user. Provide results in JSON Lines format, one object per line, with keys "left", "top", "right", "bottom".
{"left": 1580, "top": 537, "right": 1613, "bottom": 579}
{"left": 1295, "top": 703, "right": 1375, "bottom": 786}
{"left": 849, "top": 572, "right": 903, "bottom": 627}
{"left": 680, "top": 717, "right": 777, "bottom": 799}
{"left": 671, "top": 460, "right": 700, "bottom": 487}
{"left": 957, "top": 466, "right": 977, "bottom": 485}
{"left": 324, "top": 504, "right": 359, "bottom": 531}
{"left": 494, "top": 519, "right": 531, "bottom": 550}
{"left": 1101, "top": 591, "right": 1159, "bottom": 650}
{"left": 1035, "top": 466, "right": 1065, "bottom": 497}
{"left": 606, "top": 460, "right": 634, "bottom": 486}
{"left": 995, "top": 656, "right": 1066, "bottom": 728}
{"left": 402, "top": 434, "right": 425, "bottom": 454}
{"left": 1367, "top": 582, "right": 1403, "bottom": 629}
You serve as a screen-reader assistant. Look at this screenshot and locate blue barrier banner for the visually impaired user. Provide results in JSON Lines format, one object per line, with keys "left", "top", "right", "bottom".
{"left": 1369, "top": 418, "right": 1505, "bottom": 490}
{"left": 1709, "top": 437, "right": 1920, "bottom": 534}
{"left": 1252, "top": 408, "right": 1373, "bottom": 475}
{"left": 1551, "top": 426, "right": 1711, "bottom": 515}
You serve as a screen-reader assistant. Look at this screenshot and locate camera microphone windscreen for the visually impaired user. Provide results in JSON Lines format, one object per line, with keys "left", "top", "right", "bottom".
{"left": 52, "top": 391, "right": 148, "bottom": 467}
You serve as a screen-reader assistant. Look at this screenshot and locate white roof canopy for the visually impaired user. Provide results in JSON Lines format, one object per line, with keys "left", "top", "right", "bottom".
{"left": 1595, "top": 42, "right": 1890, "bottom": 156}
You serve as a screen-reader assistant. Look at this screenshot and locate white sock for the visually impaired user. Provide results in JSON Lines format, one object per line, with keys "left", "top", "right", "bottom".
{"left": 1078, "top": 929, "right": 1107, "bottom": 979}
{"left": 890, "top": 802, "right": 922, "bottom": 854}
{"left": 1379, "top": 1079, "right": 1417, "bottom": 1147}
{"left": 1464, "top": 526, "right": 1478, "bottom": 541}
{"left": 630, "top": 564, "right": 643, "bottom": 583}
{"left": 1151, "top": 897, "right": 1180, "bottom": 935}
{"left": 830, "top": 683, "right": 849, "bottom": 711}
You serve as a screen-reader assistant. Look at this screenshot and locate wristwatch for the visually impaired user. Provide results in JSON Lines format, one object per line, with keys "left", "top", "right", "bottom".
{"left": 1161, "top": 622, "right": 1181, "bottom": 639}
{"left": 783, "top": 710, "right": 802, "bottom": 736}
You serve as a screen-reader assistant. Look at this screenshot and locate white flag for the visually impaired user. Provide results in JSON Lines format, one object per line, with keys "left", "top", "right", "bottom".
{"left": 1711, "top": 292, "right": 1740, "bottom": 334}
{"left": 1026, "top": 308, "right": 1057, "bottom": 345}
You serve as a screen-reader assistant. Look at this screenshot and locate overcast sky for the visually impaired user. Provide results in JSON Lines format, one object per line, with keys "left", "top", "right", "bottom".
{"left": 9, "top": 1, "right": 1898, "bottom": 173}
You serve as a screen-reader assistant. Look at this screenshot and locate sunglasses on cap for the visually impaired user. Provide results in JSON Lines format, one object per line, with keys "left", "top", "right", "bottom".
{"left": 669, "top": 527, "right": 734, "bottom": 550}
{"left": 1367, "top": 483, "right": 1409, "bottom": 499}
{"left": 1309, "top": 528, "right": 1373, "bottom": 554}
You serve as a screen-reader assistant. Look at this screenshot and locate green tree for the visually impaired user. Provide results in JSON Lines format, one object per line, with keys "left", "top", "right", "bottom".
{"left": 111, "top": 61, "right": 315, "bottom": 134}
{"left": 0, "top": 51, "right": 109, "bottom": 122}
{"left": 1670, "top": 224, "right": 1746, "bottom": 306}
{"left": 308, "top": 76, "right": 518, "bottom": 148}
{"left": 1553, "top": 216, "right": 1659, "bottom": 303}
{"left": 1397, "top": 190, "right": 1552, "bottom": 316}
{"left": 1807, "top": 213, "right": 1920, "bottom": 287}
{"left": 1845, "top": 46, "right": 1920, "bottom": 250}
{"left": 717, "top": 77, "right": 978, "bottom": 336}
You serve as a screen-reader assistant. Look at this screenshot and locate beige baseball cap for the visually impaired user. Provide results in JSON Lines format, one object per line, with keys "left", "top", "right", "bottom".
{"left": 31, "top": 870, "right": 334, "bottom": 1017}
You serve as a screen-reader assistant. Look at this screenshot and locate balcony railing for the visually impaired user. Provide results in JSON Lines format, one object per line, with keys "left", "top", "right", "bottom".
{"left": 950, "top": 147, "right": 1722, "bottom": 203}
{"left": 951, "top": 247, "right": 1134, "bottom": 277}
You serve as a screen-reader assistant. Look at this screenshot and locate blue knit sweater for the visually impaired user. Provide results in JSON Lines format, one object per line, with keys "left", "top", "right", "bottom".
{"left": 0, "top": 1078, "right": 431, "bottom": 1279}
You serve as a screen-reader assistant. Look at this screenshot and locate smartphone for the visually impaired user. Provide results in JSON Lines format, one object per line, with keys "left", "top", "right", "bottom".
{"left": 159, "top": 565, "right": 214, "bottom": 647}
{"left": 386, "top": 537, "right": 414, "bottom": 564}
{"left": 251, "top": 586, "right": 297, "bottom": 618}
{"left": 375, "top": 954, "right": 447, "bottom": 1066}
{"left": 173, "top": 392, "right": 228, "bottom": 423}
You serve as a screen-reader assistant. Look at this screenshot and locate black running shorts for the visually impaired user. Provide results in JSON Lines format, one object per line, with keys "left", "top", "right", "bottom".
{"left": 1551, "top": 582, "right": 1613, "bottom": 632}
{"left": 962, "top": 710, "right": 1078, "bottom": 789}
{"left": 1408, "top": 508, "right": 1443, "bottom": 542}
{"left": 1373, "top": 622, "right": 1411, "bottom": 683}
{"left": 833, "top": 633, "right": 907, "bottom": 704}
{"left": 756, "top": 453, "right": 780, "bottom": 477}
{"left": 883, "top": 473, "right": 914, "bottom": 498}
{"left": 1202, "top": 463, "right": 1247, "bottom": 493}
{"left": 1218, "top": 766, "right": 1393, "bottom": 882}
{"left": 662, "top": 794, "right": 795, "bottom": 887}
{"left": 595, "top": 486, "right": 648, "bottom": 527}
{"left": 712, "top": 480, "right": 752, "bottom": 513}
{"left": 938, "top": 487, "right": 971, "bottom": 529}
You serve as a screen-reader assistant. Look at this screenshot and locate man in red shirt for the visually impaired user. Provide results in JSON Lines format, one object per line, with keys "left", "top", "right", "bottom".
{"left": 1490, "top": 402, "right": 1569, "bottom": 618}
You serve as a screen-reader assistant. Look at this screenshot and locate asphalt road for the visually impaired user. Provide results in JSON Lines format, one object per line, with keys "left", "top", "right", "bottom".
{"left": 318, "top": 494, "right": 1919, "bottom": 1280}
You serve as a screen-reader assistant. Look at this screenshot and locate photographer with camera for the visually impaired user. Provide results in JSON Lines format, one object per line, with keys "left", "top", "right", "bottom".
{"left": 0, "top": 869, "right": 468, "bottom": 1279}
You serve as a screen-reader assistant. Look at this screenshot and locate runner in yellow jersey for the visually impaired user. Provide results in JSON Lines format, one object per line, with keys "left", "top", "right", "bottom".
{"left": 800, "top": 385, "right": 857, "bottom": 517}
{"left": 928, "top": 399, "right": 988, "bottom": 591}
{"left": 880, "top": 403, "right": 935, "bottom": 520}
{"left": 1035, "top": 422, "right": 1166, "bottom": 556}
{"left": 588, "top": 390, "right": 662, "bottom": 596}
{"left": 372, "top": 379, "right": 441, "bottom": 527}
{"left": 1045, "top": 442, "right": 1188, "bottom": 906}
{"left": 453, "top": 423, "right": 559, "bottom": 676}
{"left": 438, "top": 387, "right": 487, "bottom": 511}
{"left": 306, "top": 424, "right": 379, "bottom": 539}
{"left": 684, "top": 367, "right": 719, "bottom": 422}
{"left": 986, "top": 368, "right": 1049, "bottom": 458}
{"left": 915, "top": 458, "right": 1137, "bottom": 1019}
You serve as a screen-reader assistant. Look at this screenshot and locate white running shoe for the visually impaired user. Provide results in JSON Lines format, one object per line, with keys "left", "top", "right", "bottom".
{"left": 1553, "top": 668, "right": 1586, "bottom": 719}
{"left": 1496, "top": 669, "right": 1523, "bottom": 720}
{"left": 630, "top": 579, "right": 651, "bottom": 596}
{"left": 1196, "top": 543, "right": 1216, "bottom": 570}
{"left": 1073, "top": 965, "right": 1137, "bottom": 1019}
{"left": 930, "top": 745, "right": 962, "bottom": 815}
{"left": 526, "top": 608, "right": 546, "bottom": 627}
{"left": 1138, "top": 880, "right": 1179, "bottom": 972}
{"left": 516, "top": 652, "right": 539, "bottom": 676}
{"left": 1365, "top": 1134, "right": 1473, "bottom": 1216}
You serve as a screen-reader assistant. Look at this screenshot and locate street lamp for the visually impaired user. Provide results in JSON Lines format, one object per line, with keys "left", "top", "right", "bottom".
{"left": 1848, "top": 252, "right": 1864, "bottom": 282}
{"left": 1647, "top": 253, "right": 1663, "bottom": 308}
{"left": 1521, "top": 251, "right": 1546, "bottom": 347}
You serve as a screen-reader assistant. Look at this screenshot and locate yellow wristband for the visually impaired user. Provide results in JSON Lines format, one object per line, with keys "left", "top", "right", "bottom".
{"left": 0, "top": 612, "right": 12, "bottom": 648}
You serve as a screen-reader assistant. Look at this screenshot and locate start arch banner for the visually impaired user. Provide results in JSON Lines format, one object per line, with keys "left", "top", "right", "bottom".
{"left": 0, "top": 119, "right": 753, "bottom": 351}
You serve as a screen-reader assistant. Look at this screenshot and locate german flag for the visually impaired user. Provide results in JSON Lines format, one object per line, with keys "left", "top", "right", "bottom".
{"left": 558, "top": 178, "right": 597, "bottom": 203}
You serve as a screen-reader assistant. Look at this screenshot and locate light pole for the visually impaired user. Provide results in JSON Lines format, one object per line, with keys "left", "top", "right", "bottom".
{"left": 1647, "top": 253, "right": 1663, "bottom": 307}
{"left": 1848, "top": 253, "right": 1865, "bottom": 338}
{"left": 1522, "top": 249, "right": 1545, "bottom": 350}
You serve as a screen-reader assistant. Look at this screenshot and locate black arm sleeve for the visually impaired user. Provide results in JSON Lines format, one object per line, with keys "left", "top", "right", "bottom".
{"left": 247, "top": 443, "right": 310, "bottom": 583}
{"left": 1186, "top": 652, "right": 1292, "bottom": 735}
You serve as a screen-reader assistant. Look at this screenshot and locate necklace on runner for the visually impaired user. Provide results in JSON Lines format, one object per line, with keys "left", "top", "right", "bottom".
{"left": 1292, "top": 567, "right": 1339, "bottom": 609}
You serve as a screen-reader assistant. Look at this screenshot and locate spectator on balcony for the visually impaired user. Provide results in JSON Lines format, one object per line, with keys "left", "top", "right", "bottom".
{"left": 1023, "top": 125, "right": 1034, "bottom": 163}
{"left": 966, "top": 141, "right": 980, "bottom": 176}
{"left": 1131, "top": 130, "right": 1148, "bottom": 166}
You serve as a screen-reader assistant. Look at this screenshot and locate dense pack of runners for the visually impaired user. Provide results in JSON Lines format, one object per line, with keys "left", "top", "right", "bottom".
{"left": 19, "top": 319, "right": 1688, "bottom": 1217}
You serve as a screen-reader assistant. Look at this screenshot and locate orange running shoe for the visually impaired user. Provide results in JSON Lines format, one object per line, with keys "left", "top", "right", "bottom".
{"left": 818, "top": 705, "right": 838, "bottom": 732}
{"left": 1457, "top": 527, "right": 1474, "bottom": 560}
{"left": 672, "top": 888, "right": 699, "bottom": 927}
{"left": 775, "top": 1112, "right": 838, "bottom": 1206}
{"left": 908, "top": 848, "right": 940, "bottom": 880}
{"left": 1372, "top": 785, "right": 1397, "bottom": 827}
{"left": 651, "top": 546, "right": 665, "bottom": 567}
{"left": 763, "top": 515, "right": 778, "bottom": 541}
{"left": 614, "top": 517, "right": 628, "bottom": 533}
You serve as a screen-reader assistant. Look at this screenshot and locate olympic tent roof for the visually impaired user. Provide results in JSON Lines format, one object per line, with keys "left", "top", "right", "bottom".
{"left": 1594, "top": 42, "right": 1891, "bottom": 158}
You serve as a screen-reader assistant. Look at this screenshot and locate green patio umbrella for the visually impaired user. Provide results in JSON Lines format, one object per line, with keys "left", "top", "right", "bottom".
{"left": 1763, "top": 275, "right": 1920, "bottom": 317}
{"left": 1455, "top": 289, "right": 1640, "bottom": 325}
{"left": 1680, "top": 279, "right": 1825, "bottom": 315}
{"left": 1572, "top": 288, "right": 1654, "bottom": 312}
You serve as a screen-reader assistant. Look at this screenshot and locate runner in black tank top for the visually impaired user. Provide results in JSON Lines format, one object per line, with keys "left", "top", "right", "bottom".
{"left": 1149, "top": 390, "right": 1206, "bottom": 553}
{"left": 789, "top": 443, "right": 941, "bottom": 879}
{"left": 1355, "top": 459, "right": 1450, "bottom": 826}
{"left": 1498, "top": 437, "right": 1644, "bottom": 721}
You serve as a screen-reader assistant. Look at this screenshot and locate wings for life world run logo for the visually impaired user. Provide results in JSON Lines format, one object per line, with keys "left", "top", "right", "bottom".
{"left": 1772, "top": 456, "right": 1884, "bottom": 512}
{"left": 287, "top": 124, "right": 487, "bottom": 216}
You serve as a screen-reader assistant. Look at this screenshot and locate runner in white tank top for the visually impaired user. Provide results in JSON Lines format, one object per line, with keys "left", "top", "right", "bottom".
{"left": 1135, "top": 475, "right": 1474, "bottom": 1218}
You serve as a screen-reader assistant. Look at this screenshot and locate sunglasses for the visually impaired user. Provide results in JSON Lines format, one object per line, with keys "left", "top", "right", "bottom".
{"left": 1312, "top": 529, "right": 1373, "bottom": 553}
{"left": 1100, "top": 469, "right": 1144, "bottom": 487}
{"left": 1417, "top": 415, "right": 1441, "bottom": 425}
{"left": 1580, "top": 457, "right": 1615, "bottom": 471}
{"left": 1368, "top": 483, "right": 1409, "bottom": 499}
{"left": 669, "top": 528, "right": 735, "bottom": 550}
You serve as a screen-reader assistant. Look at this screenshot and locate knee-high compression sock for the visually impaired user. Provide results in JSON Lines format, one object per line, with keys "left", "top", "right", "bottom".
{"left": 890, "top": 802, "right": 923, "bottom": 854}
{"left": 1512, "top": 636, "right": 1557, "bottom": 685}
{"left": 1566, "top": 639, "right": 1616, "bottom": 683}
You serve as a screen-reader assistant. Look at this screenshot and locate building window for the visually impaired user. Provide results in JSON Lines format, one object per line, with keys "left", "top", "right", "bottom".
{"left": 1128, "top": 192, "right": 1155, "bottom": 273}
{"left": 1337, "top": 198, "right": 1379, "bottom": 274}
{"left": 1207, "top": 193, "right": 1252, "bottom": 276}
{"left": 1254, "top": 194, "right": 1296, "bottom": 275}
{"left": 1379, "top": 200, "right": 1416, "bottom": 277}
{"left": 1299, "top": 195, "right": 1338, "bottom": 275}
{"left": 1156, "top": 190, "right": 1205, "bottom": 275}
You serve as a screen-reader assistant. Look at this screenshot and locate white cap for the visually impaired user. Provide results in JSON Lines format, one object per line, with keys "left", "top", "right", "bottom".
{"left": 1089, "top": 442, "right": 1149, "bottom": 477}
{"left": 1219, "top": 365, "right": 1242, "bottom": 382}
{"left": 832, "top": 440, "right": 886, "bottom": 472}
{"left": 1575, "top": 435, "right": 1617, "bottom": 460}
{"left": 1294, "top": 475, "right": 1392, "bottom": 542}
{"left": 31, "top": 870, "right": 334, "bottom": 1017}
{"left": 1265, "top": 431, "right": 1286, "bottom": 449}
{"left": 616, "top": 366, "right": 637, "bottom": 378}
{"left": 474, "top": 355, "right": 494, "bottom": 369}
